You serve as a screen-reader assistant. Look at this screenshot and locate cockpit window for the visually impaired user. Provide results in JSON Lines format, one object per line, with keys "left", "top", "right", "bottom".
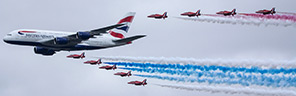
{"left": 7, "top": 34, "right": 12, "bottom": 36}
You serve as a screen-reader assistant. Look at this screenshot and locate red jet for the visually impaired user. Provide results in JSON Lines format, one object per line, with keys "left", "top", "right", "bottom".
{"left": 256, "top": 8, "right": 276, "bottom": 15}
{"left": 147, "top": 12, "right": 168, "bottom": 19}
{"left": 99, "top": 65, "right": 116, "bottom": 70}
{"left": 84, "top": 59, "right": 102, "bottom": 65}
{"left": 216, "top": 9, "right": 236, "bottom": 16}
{"left": 67, "top": 52, "right": 85, "bottom": 59}
{"left": 181, "top": 10, "right": 201, "bottom": 17}
{"left": 114, "top": 71, "right": 132, "bottom": 77}
{"left": 128, "top": 79, "right": 147, "bottom": 86}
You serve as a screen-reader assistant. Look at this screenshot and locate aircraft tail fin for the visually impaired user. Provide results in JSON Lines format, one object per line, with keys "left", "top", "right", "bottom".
{"left": 81, "top": 52, "right": 85, "bottom": 58}
{"left": 112, "top": 64, "right": 117, "bottom": 70}
{"left": 196, "top": 10, "right": 201, "bottom": 16}
{"left": 128, "top": 71, "right": 132, "bottom": 76}
{"left": 271, "top": 7, "right": 276, "bottom": 14}
{"left": 109, "top": 12, "right": 136, "bottom": 39}
{"left": 162, "top": 12, "right": 168, "bottom": 19}
{"left": 232, "top": 9, "right": 237, "bottom": 16}
{"left": 142, "top": 79, "right": 147, "bottom": 85}
{"left": 98, "top": 59, "right": 102, "bottom": 64}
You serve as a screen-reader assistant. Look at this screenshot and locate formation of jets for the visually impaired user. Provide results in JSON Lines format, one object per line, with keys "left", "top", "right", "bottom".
{"left": 67, "top": 52, "right": 146, "bottom": 86}
{"left": 147, "top": 8, "right": 277, "bottom": 20}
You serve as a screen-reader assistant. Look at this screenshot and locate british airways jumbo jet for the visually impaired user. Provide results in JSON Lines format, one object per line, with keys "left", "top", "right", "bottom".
{"left": 3, "top": 12, "right": 145, "bottom": 56}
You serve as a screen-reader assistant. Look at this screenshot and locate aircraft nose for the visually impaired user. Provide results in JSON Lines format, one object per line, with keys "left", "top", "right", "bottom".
{"left": 3, "top": 35, "right": 11, "bottom": 43}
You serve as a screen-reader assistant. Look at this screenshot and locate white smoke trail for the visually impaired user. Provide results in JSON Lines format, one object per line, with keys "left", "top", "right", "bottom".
{"left": 154, "top": 84, "right": 296, "bottom": 96}
{"left": 175, "top": 16, "right": 296, "bottom": 27}
{"left": 95, "top": 56, "right": 296, "bottom": 68}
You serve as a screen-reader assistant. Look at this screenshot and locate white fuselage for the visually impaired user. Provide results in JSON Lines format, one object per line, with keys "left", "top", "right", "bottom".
{"left": 3, "top": 29, "right": 122, "bottom": 51}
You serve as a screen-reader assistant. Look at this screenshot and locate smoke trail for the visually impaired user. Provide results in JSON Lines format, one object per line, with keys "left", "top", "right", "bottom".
{"left": 239, "top": 13, "right": 296, "bottom": 22}
{"left": 96, "top": 56, "right": 296, "bottom": 68}
{"left": 277, "top": 12, "right": 296, "bottom": 16}
{"left": 175, "top": 16, "right": 296, "bottom": 27}
{"left": 154, "top": 84, "right": 296, "bottom": 96}
{"left": 107, "top": 62, "right": 296, "bottom": 74}
{"left": 133, "top": 74, "right": 296, "bottom": 87}
{"left": 120, "top": 67, "right": 296, "bottom": 87}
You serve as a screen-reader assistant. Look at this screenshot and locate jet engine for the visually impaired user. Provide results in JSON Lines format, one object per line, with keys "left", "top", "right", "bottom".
{"left": 34, "top": 47, "right": 55, "bottom": 56}
{"left": 76, "top": 32, "right": 91, "bottom": 40}
{"left": 54, "top": 37, "right": 69, "bottom": 45}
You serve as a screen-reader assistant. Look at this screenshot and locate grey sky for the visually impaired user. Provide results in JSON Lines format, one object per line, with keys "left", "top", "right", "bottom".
{"left": 1, "top": 0, "right": 296, "bottom": 96}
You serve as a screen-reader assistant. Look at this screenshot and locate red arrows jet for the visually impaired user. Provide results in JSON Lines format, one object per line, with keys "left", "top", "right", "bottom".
{"left": 256, "top": 8, "right": 276, "bottom": 15}
{"left": 216, "top": 9, "right": 236, "bottom": 16}
{"left": 128, "top": 79, "right": 147, "bottom": 86}
{"left": 84, "top": 59, "right": 102, "bottom": 65}
{"left": 147, "top": 12, "right": 168, "bottom": 19}
{"left": 67, "top": 52, "right": 85, "bottom": 59}
{"left": 99, "top": 65, "right": 116, "bottom": 70}
{"left": 114, "top": 71, "right": 132, "bottom": 77}
{"left": 181, "top": 10, "right": 201, "bottom": 17}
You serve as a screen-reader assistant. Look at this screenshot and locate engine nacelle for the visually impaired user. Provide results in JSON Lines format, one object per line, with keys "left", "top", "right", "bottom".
{"left": 34, "top": 47, "right": 55, "bottom": 56}
{"left": 54, "top": 37, "right": 68, "bottom": 45}
{"left": 76, "top": 32, "right": 91, "bottom": 40}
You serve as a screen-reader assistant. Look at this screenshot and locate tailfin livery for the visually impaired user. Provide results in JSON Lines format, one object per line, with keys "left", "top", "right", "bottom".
{"left": 143, "top": 79, "right": 147, "bottom": 85}
{"left": 81, "top": 52, "right": 85, "bottom": 58}
{"left": 196, "top": 10, "right": 201, "bottom": 16}
{"left": 162, "top": 12, "right": 168, "bottom": 19}
{"left": 232, "top": 9, "right": 237, "bottom": 16}
{"left": 271, "top": 7, "right": 276, "bottom": 14}
{"left": 109, "top": 12, "right": 136, "bottom": 38}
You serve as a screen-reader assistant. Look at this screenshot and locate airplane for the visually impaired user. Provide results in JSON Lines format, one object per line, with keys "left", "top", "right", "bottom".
{"left": 256, "top": 8, "right": 276, "bottom": 15}
{"left": 181, "top": 10, "right": 201, "bottom": 17}
{"left": 128, "top": 79, "right": 147, "bottom": 86}
{"left": 3, "top": 12, "right": 146, "bottom": 56}
{"left": 147, "top": 12, "right": 168, "bottom": 19}
{"left": 84, "top": 59, "right": 102, "bottom": 65}
{"left": 114, "top": 71, "right": 132, "bottom": 77}
{"left": 216, "top": 9, "right": 236, "bottom": 16}
{"left": 67, "top": 52, "right": 85, "bottom": 59}
{"left": 99, "top": 65, "right": 116, "bottom": 70}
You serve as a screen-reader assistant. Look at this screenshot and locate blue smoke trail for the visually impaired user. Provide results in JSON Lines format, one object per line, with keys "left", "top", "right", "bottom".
{"left": 106, "top": 62, "right": 296, "bottom": 74}
{"left": 133, "top": 74, "right": 296, "bottom": 87}
{"left": 121, "top": 67, "right": 296, "bottom": 87}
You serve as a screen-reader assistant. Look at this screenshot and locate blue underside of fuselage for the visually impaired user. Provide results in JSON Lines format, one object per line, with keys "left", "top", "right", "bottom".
{"left": 3, "top": 40, "right": 106, "bottom": 51}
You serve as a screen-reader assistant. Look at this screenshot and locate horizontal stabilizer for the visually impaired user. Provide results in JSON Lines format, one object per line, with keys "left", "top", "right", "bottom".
{"left": 113, "top": 35, "right": 146, "bottom": 44}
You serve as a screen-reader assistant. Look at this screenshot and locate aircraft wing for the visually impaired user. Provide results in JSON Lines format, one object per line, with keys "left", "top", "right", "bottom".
{"left": 41, "top": 24, "right": 124, "bottom": 47}
{"left": 113, "top": 35, "right": 146, "bottom": 44}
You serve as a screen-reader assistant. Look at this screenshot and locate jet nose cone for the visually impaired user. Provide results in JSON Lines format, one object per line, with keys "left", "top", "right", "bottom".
{"left": 3, "top": 36, "right": 8, "bottom": 43}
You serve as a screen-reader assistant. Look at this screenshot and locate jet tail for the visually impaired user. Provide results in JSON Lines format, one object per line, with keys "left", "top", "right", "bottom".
{"left": 232, "top": 9, "right": 237, "bottom": 16}
{"left": 113, "top": 35, "right": 146, "bottom": 44}
{"left": 109, "top": 12, "right": 136, "bottom": 39}
{"left": 162, "top": 12, "right": 168, "bottom": 19}
{"left": 81, "top": 52, "right": 85, "bottom": 58}
{"left": 142, "top": 79, "right": 147, "bottom": 85}
{"left": 271, "top": 7, "right": 276, "bottom": 14}
{"left": 196, "top": 10, "right": 201, "bottom": 17}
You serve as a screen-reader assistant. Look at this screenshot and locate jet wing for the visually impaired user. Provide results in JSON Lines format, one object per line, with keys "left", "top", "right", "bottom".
{"left": 113, "top": 35, "right": 146, "bottom": 44}
{"left": 41, "top": 24, "right": 124, "bottom": 47}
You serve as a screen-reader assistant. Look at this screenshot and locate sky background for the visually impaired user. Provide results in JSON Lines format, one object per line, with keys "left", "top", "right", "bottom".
{"left": 0, "top": 0, "right": 296, "bottom": 96}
